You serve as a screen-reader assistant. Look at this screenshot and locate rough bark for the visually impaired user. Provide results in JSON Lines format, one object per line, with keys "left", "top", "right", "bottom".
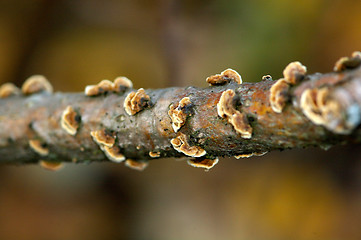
{"left": 1, "top": 63, "right": 361, "bottom": 165}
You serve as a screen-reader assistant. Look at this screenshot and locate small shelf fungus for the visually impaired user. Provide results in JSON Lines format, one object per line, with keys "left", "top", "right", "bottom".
{"left": 234, "top": 151, "right": 268, "bottom": 159}
{"left": 22, "top": 75, "right": 53, "bottom": 95}
{"left": 269, "top": 79, "right": 290, "bottom": 113}
{"left": 0, "top": 83, "right": 20, "bottom": 98}
{"left": 149, "top": 151, "right": 161, "bottom": 158}
{"left": 187, "top": 158, "right": 219, "bottom": 171}
{"left": 206, "top": 68, "right": 242, "bottom": 86}
{"left": 124, "top": 88, "right": 152, "bottom": 115}
{"left": 102, "top": 145, "right": 125, "bottom": 163}
{"left": 217, "top": 89, "right": 252, "bottom": 138}
{"left": 170, "top": 132, "right": 206, "bottom": 157}
{"left": 113, "top": 76, "right": 133, "bottom": 92}
{"left": 90, "top": 129, "right": 116, "bottom": 147}
{"left": 262, "top": 75, "right": 272, "bottom": 81}
{"left": 283, "top": 61, "right": 307, "bottom": 85}
{"left": 333, "top": 51, "right": 361, "bottom": 72}
{"left": 125, "top": 159, "right": 148, "bottom": 171}
{"left": 300, "top": 87, "right": 360, "bottom": 134}
{"left": 85, "top": 79, "right": 113, "bottom": 96}
{"left": 61, "top": 106, "right": 81, "bottom": 136}
{"left": 85, "top": 77, "right": 133, "bottom": 96}
{"left": 29, "top": 139, "right": 49, "bottom": 157}
{"left": 168, "top": 97, "right": 193, "bottom": 132}
{"left": 39, "top": 160, "right": 64, "bottom": 171}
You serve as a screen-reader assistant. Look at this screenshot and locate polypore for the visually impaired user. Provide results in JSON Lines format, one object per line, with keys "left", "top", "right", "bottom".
{"left": 217, "top": 89, "right": 252, "bottom": 138}
{"left": 206, "top": 68, "right": 242, "bottom": 86}
{"left": 283, "top": 61, "right": 307, "bottom": 85}
{"left": 187, "top": 158, "right": 219, "bottom": 171}
{"left": 90, "top": 129, "right": 116, "bottom": 147}
{"left": 124, "top": 88, "right": 151, "bottom": 115}
{"left": 0, "top": 83, "right": 20, "bottom": 98}
{"left": 269, "top": 78, "right": 290, "bottom": 113}
{"left": 168, "top": 97, "right": 193, "bottom": 132}
{"left": 113, "top": 76, "right": 133, "bottom": 92}
{"left": 22, "top": 75, "right": 53, "bottom": 95}
{"left": 29, "top": 139, "right": 49, "bottom": 156}
{"left": 125, "top": 159, "right": 148, "bottom": 171}
{"left": 149, "top": 151, "right": 161, "bottom": 158}
{"left": 39, "top": 160, "right": 64, "bottom": 171}
{"left": 61, "top": 106, "right": 81, "bottom": 136}
{"left": 102, "top": 145, "right": 125, "bottom": 163}
{"left": 170, "top": 132, "right": 206, "bottom": 157}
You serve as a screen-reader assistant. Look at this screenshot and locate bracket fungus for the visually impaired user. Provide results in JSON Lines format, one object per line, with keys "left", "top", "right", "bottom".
{"left": 170, "top": 132, "right": 206, "bottom": 157}
{"left": 168, "top": 97, "right": 193, "bottom": 132}
{"left": 0, "top": 83, "right": 20, "bottom": 98}
{"left": 283, "top": 61, "right": 307, "bottom": 85}
{"left": 149, "top": 151, "right": 161, "bottom": 158}
{"left": 234, "top": 151, "right": 268, "bottom": 159}
{"left": 333, "top": 51, "right": 361, "bottom": 72}
{"left": 102, "top": 145, "right": 125, "bottom": 163}
{"left": 217, "top": 89, "right": 252, "bottom": 138}
{"left": 39, "top": 160, "right": 64, "bottom": 171}
{"left": 29, "top": 139, "right": 49, "bottom": 157}
{"left": 300, "top": 87, "right": 360, "bottom": 134}
{"left": 125, "top": 159, "right": 148, "bottom": 171}
{"left": 187, "top": 158, "right": 219, "bottom": 171}
{"left": 22, "top": 75, "right": 53, "bottom": 95}
{"left": 206, "top": 68, "right": 242, "bottom": 86}
{"left": 84, "top": 77, "right": 133, "bottom": 96}
{"left": 269, "top": 78, "right": 290, "bottom": 113}
{"left": 90, "top": 129, "right": 116, "bottom": 147}
{"left": 262, "top": 75, "right": 273, "bottom": 81}
{"left": 113, "top": 76, "right": 133, "bottom": 92}
{"left": 124, "top": 88, "right": 151, "bottom": 115}
{"left": 85, "top": 79, "right": 114, "bottom": 96}
{"left": 61, "top": 106, "right": 81, "bottom": 136}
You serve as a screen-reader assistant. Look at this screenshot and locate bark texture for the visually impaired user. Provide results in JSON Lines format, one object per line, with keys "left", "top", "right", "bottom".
{"left": 1, "top": 62, "right": 361, "bottom": 165}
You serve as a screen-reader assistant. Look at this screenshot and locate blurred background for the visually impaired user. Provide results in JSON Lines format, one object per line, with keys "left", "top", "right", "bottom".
{"left": 0, "top": 0, "right": 361, "bottom": 239}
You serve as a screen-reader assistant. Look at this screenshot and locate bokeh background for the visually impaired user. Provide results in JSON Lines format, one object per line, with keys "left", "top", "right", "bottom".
{"left": 0, "top": 0, "right": 361, "bottom": 239}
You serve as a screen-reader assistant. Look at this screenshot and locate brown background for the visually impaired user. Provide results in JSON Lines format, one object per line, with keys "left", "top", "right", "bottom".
{"left": 0, "top": 0, "right": 360, "bottom": 239}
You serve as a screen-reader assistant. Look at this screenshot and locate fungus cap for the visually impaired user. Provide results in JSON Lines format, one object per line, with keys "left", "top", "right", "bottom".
{"left": 217, "top": 89, "right": 253, "bottom": 138}
{"left": 22, "top": 75, "right": 53, "bottom": 95}
{"left": 90, "top": 129, "right": 116, "bottom": 147}
{"left": 149, "top": 151, "right": 161, "bottom": 158}
{"left": 113, "top": 76, "right": 133, "bottom": 91}
{"left": 0, "top": 83, "right": 20, "bottom": 98}
{"left": 29, "top": 139, "right": 49, "bottom": 156}
{"left": 269, "top": 78, "right": 290, "bottom": 113}
{"left": 206, "top": 68, "right": 242, "bottom": 86}
{"left": 170, "top": 133, "right": 206, "bottom": 157}
{"left": 61, "top": 106, "right": 80, "bottom": 136}
{"left": 39, "top": 160, "right": 64, "bottom": 171}
{"left": 300, "top": 88, "right": 327, "bottom": 125}
{"left": 334, "top": 53, "right": 361, "bottom": 72}
{"left": 283, "top": 61, "right": 307, "bottom": 85}
{"left": 230, "top": 112, "right": 252, "bottom": 139}
{"left": 187, "top": 158, "right": 219, "bottom": 171}
{"left": 124, "top": 88, "right": 151, "bottom": 115}
{"left": 217, "top": 89, "right": 237, "bottom": 118}
{"left": 262, "top": 75, "right": 272, "bottom": 81}
{"left": 235, "top": 151, "right": 268, "bottom": 159}
{"left": 102, "top": 145, "right": 125, "bottom": 163}
{"left": 168, "top": 97, "right": 192, "bottom": 132}
{"left": 125, "top": 159, "right": 148, "bottom": 171}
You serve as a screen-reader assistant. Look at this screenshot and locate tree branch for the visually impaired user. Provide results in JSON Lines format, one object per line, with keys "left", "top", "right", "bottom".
{"left": 1, "top": 52, "right": 361, "bottom": 170}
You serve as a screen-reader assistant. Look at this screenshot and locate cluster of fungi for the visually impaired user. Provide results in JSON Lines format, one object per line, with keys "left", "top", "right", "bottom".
{"left": 0, "top": 51, "right": 360, "bottom": 171}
